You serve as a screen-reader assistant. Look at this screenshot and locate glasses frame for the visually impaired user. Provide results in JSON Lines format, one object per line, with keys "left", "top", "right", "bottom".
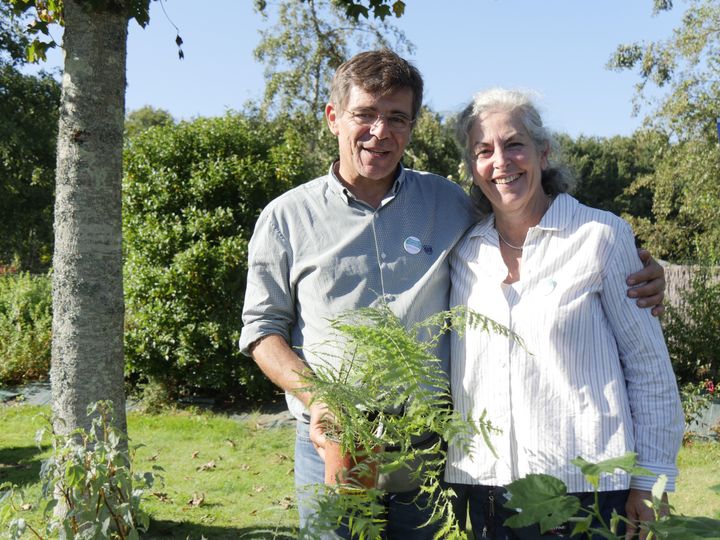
{"left": 345, "top": 109, "right": 416, "bottom": 133}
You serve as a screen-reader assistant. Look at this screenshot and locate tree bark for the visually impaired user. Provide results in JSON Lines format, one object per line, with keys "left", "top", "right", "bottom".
{"left": 51, "top": 0, "right": 129, "bottom": 435}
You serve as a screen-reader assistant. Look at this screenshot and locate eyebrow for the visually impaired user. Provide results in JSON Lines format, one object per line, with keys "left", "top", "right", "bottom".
{"left": 473, "top": 131, "right": 522, "bottom": 146}
{"left": 354, "top": 106, "right": 411, "bottom": 117}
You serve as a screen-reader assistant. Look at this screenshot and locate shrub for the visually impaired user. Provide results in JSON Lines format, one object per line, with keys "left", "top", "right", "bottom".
{"left": 122, "top": 113, "right": 317, "bottom": 401}
{"left": 662, "top": 268, "right": 720, "bottom": 387}
{"left": 0, "top": 272, "right": 51, "bottom": 385}
{"left": 0, "top": 401, "right": 156, "bottom": 539}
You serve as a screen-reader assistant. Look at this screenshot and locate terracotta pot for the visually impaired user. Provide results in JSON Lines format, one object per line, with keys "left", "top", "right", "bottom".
{"left": 324, "top": 438, "right": 381, "bottom": 489}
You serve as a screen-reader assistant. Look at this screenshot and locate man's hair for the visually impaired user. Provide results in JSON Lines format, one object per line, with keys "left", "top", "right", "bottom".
{"left": 329, "top": 49, "right": 424, "bottom": 120}
{"left": 456, "top": 87, "right": 574, "bottom": 216}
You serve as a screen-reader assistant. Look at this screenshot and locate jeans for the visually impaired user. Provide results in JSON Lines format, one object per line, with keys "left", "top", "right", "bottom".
{"left": 449, "top": 483, "right": 629, "bottom": 540}
{"left": 295, "top": 420, "right": 441, "bottom": 539}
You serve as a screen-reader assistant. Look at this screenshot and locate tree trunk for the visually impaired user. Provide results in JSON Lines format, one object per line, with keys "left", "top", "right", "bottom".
{"left": 50, "top": 0, "right": 129, "bottom": 436}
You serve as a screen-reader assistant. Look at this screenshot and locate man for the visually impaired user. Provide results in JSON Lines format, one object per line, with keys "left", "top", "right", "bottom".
{"left": 239, "top": 49, "right": 666, "bottom": 538}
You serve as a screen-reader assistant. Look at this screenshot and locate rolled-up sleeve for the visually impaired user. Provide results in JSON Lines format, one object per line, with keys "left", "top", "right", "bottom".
{"left": 600, "top": 220, "right": 684, "bottom": 491}
{"left": 238, "top": 209, "right": 295, "bottom": 356}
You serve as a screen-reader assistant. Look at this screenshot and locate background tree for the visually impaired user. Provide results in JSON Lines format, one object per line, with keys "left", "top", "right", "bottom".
{"left": 559, "top": 130, "right": 662, "bottom": 220}
{"left": 124, "top": 104, "right": 174, "bottom": 138}
{"left": 0, "top": 6, "right": 58, "bottom": 272}
{"left": 0, "top": 66, "right": 59, "bottom": 271}
{"left": 253, "top": 0, "right": 413, "bottom": 119}
{"left": 7, "top": 0, "right": 153, "bottom": 437}
{"left": 404, "top": 106, "right": 462, "bottom": 180}
{"left": 0, "top": 2, "right": 27, "bottom": 63}
{"left": 608, "top": 0, "right": 720, "bottom": 262}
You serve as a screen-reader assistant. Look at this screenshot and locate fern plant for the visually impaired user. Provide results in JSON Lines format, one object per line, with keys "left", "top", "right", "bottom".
{"left": 302, "top": 304, "right": 522, "bottom": 539}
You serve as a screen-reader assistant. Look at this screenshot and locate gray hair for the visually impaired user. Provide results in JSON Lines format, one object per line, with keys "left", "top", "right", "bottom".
{"left": 456, "top": 88, "right": 574, "bottom": 215}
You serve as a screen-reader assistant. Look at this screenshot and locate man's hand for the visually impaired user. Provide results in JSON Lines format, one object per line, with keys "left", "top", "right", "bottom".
{"left": 309, "top": 401, "right": 335, "bottom": 462}
{"left": 627, "top": 249, "right": 666, "bottom": 317}
{"left": 625, "top": 488, "right": 669, "bottom": 540}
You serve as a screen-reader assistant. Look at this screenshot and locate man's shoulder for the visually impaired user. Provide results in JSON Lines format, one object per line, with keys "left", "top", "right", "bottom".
{"left": 402, "top": 168, "right": 470, "bottom": 200}
{"left": 261, "top": 174, "right": 329, "bottom": 214}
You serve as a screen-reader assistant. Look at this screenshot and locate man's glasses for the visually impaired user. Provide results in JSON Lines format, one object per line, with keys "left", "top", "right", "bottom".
{"left": 345, "top": 110, "right": 415, "bottom": 132}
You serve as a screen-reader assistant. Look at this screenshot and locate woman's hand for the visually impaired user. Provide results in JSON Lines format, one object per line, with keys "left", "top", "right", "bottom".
{"left": 625, "top": 488, "right": 669, "bottom": 540}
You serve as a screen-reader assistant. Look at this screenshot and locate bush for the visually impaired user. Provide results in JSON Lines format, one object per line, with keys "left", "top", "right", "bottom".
{"left": 0, "top": 401, "right": 155, "bottom": 539}
{"left": 662, "top": 268, "right": 720, "bottom": 387}
{"left": 122, "top": 112, "right": 317, "bottom": 402}
{"left": 0, "top": 272, "right": 51, "bottom": 385}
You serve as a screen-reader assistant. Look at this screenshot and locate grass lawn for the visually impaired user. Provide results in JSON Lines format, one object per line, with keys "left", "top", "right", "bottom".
{"left": 1, "top": 404, "right": 718, "bottom": 538}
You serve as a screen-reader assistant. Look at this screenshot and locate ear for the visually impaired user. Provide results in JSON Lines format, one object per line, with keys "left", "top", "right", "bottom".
{"left": 540, "top": 142, "right": 550, "bottom": 169}
{"left": 326, "top": 103, "right": 340, "bottom": 136}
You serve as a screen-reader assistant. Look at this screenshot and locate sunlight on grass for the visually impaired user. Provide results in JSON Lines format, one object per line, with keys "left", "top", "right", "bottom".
{"left": 672, "top": 440, "right": 720, "bottom": 519}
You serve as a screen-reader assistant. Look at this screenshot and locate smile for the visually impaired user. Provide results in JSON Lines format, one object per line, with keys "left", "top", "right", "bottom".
{"left": 363, "top": 147, "right": 390, "bottom": 156}
{"left": 492, "top": 174, "right": 521, "bottom": 185}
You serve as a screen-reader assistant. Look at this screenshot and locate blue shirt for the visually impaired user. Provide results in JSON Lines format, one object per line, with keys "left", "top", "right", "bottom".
{"left": 239, "top": 163, "right": 475, "bottom": 421}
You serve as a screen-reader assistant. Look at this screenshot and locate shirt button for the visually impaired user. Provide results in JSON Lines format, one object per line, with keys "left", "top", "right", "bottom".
{"left": 381, "top": 253, "right": 387, "bottom": 259}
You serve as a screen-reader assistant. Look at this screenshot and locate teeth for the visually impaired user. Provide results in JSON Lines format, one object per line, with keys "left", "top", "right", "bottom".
{"left": 494, "top": 174, "right": 520, "bottom": 185}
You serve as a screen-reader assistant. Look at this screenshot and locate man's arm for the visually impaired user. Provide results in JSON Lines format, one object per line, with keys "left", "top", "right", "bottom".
{"left": 626, "top": 249, "right": 666, "bottom": 317}
{"left": 251, "top": 334, "right": 331, "bottom": 460}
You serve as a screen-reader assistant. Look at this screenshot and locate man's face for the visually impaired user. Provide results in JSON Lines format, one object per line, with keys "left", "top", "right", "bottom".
{"left": 326, "top": 85, "right": 414, "bottom": 188}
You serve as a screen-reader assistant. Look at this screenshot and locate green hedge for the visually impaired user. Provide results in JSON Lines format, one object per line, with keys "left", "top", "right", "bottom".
{"left": 122, "top": 113, "right": 317, "bottom": 401}
{"left": 0, "top": 272, "right": 52, "bottom": 384}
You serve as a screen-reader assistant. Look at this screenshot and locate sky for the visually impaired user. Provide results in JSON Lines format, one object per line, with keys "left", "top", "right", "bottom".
{"left": 34, "top": 0, "right": 684, "bottom": 138}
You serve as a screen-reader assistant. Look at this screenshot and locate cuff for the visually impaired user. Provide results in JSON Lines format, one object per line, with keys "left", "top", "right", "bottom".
{"left": 630, "top": 461, "right": 678, "bottom": 492}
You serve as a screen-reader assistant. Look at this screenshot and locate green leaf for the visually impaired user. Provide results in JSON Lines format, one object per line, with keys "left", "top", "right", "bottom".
{"left": 571, "top": 453, "right": 653, "bottom": 487}
{"left": 648, "top": 515, "right": 720, "bottom": 539}
{"left": 503, "top": 474, "right": 581, "bottom": 532}
{"left": 652, "top": 474, "right": 668, "bottom": 501}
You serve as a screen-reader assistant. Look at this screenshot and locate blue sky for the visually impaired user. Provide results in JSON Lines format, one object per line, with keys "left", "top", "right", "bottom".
{"left": 36, "top": 1, "right": 684, "bottom": 138}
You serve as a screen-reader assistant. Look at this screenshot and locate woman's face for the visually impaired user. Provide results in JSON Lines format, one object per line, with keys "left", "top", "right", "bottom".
{"left": 469, "top": 109, "right": 548, "bottom": 215}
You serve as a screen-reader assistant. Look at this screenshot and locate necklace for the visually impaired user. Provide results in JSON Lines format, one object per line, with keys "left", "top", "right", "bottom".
{"left": 495, "top": 194, "right": 554, "bottom": 251}
{"left": 496, "top": 229, "right": 524, "bottom": 251}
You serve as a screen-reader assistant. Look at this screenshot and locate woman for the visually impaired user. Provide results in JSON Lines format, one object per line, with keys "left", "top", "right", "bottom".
{"left": 445, "top": 88, "right": 684, "bottom": 539}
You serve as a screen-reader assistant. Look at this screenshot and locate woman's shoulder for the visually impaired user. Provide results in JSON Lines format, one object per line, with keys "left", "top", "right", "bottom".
{"left": 563, "top": 194, "right": 632, "bottom": 234}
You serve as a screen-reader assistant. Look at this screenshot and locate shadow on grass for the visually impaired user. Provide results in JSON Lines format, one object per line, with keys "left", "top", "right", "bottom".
{"left": 148, "top": 519, "right": 297, "bottom": 539}
{"left": 0, "top": 445, "right": 46, "bottom": 488}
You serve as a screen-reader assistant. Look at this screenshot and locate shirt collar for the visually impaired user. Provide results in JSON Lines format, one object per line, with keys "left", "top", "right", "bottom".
{"left": 466, "top": 192, "right": 577, "bottom": 240}
{"left": 327, "top": 160, "right": 405, "bottom": 205}
{"left": 534, "top": 193, "right": 577, "bottom": 232}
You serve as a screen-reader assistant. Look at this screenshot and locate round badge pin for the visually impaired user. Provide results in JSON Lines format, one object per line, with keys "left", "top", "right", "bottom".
{"left": 538, "top": 278, "right": 557, "bottom": 296}
{"left": 403, "top": 236, "right": 422, "bottom": 255}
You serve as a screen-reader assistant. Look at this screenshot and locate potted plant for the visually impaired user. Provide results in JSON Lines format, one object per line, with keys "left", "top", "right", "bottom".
{"left": 303, "top": 304, "right": 513, "bottom": 538}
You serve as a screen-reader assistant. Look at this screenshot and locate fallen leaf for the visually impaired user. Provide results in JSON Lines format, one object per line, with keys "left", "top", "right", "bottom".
{"left": 225, "top": 439, "right": 236, "bottom": 448}
{"left": 238, "top": 463, "right": 250, "bottom": 471}
{"left": 197, "top": 460, "right": 216, "bottom": 472}
{"left": 147, "top": 454, "right": 159, "bottom": 462}
{"left": 274, "top": 453, "right": 290, "bottom": 463}
{"left": 191, "top": 451, "right": 200, "bottom": 459}
{"left": 20, "top": 503, "right": 33, "bottom": 511}
{"left": 188, "top": 493, "right": 205, "bottom": 507}
{"left": 152, "top": 492, "right": 172, "bottom": 503}
{"left": 253, "top": 485, "right": 265, "bottom": 493}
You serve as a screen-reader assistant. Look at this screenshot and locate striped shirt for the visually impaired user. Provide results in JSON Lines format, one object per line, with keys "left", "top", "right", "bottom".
{"left": 445, "top": 193, "right": 684, "bottom": 492}
{"left": 239, "top": 163, "right": 475, "bottom": 422}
